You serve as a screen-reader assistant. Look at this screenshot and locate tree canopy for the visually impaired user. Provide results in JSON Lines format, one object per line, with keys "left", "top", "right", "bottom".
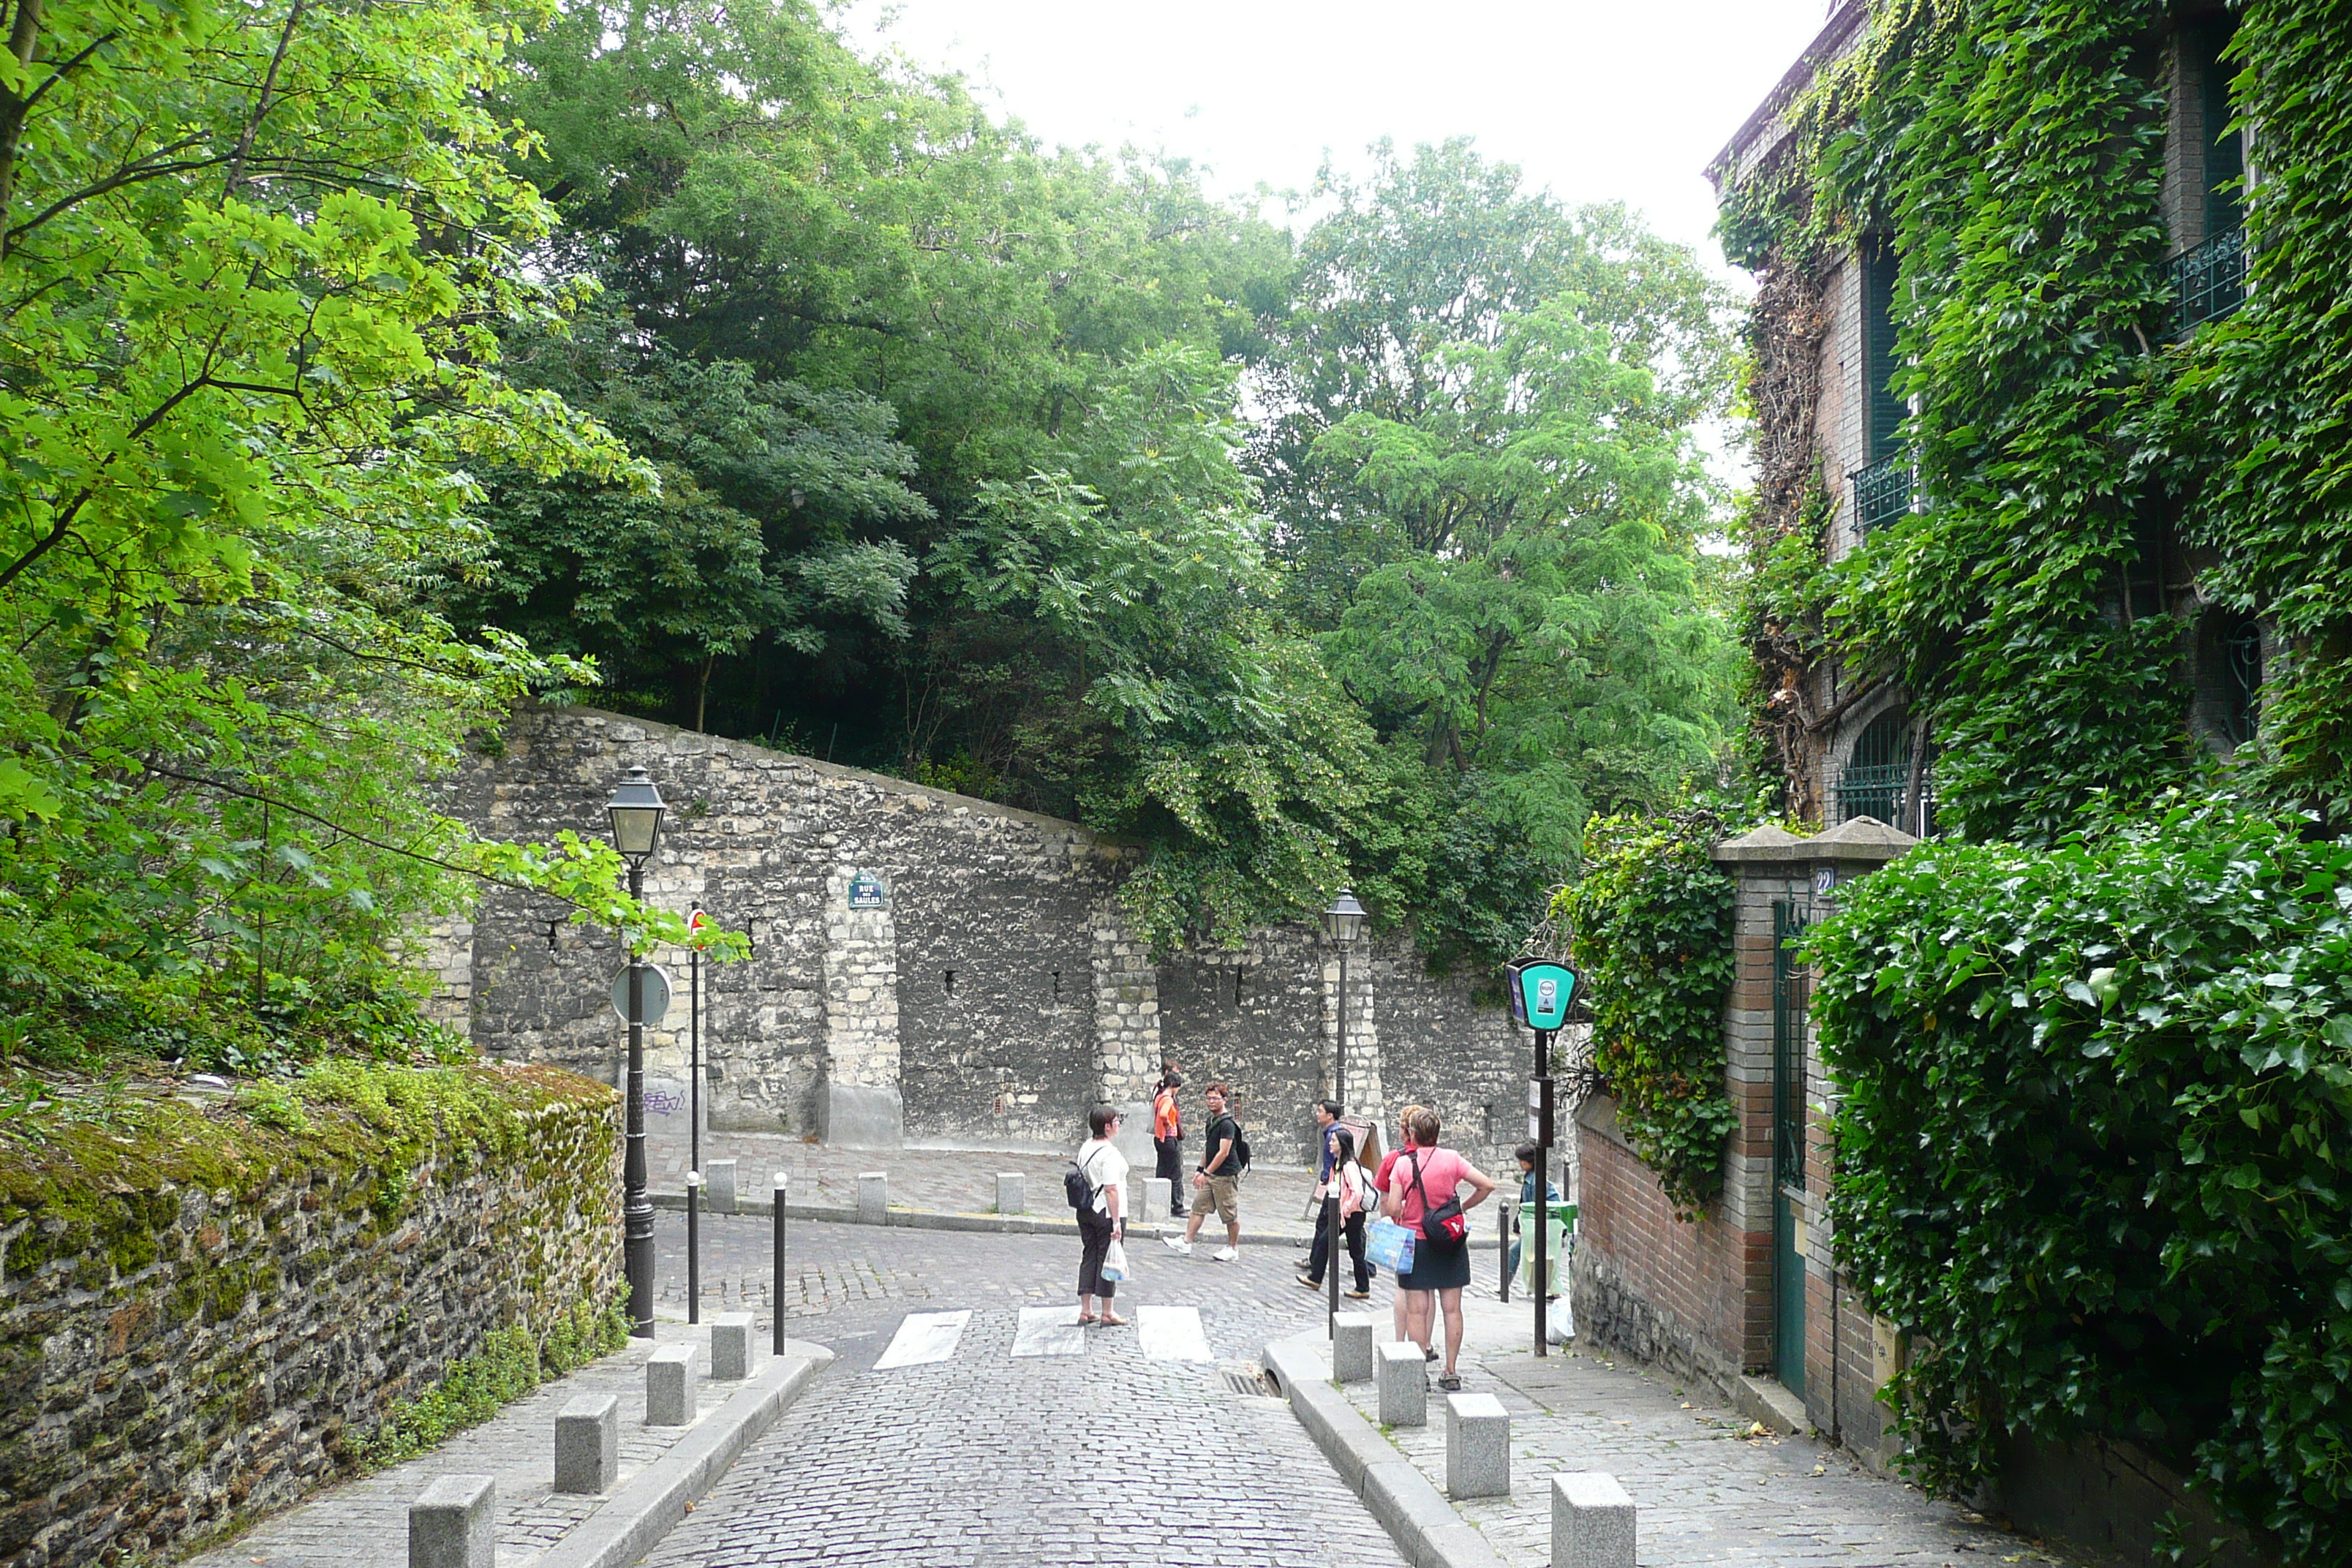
{"left": 0, "top": 0, "right": 1743, "bottom": 1072}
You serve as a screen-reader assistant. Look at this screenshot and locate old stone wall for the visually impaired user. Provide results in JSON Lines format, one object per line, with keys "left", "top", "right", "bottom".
{"left": 444, "top": 707, "right": 1527, "bottom": 1172}
{"left": 0, "top": 1064, "right": 619, "bottom": 1568}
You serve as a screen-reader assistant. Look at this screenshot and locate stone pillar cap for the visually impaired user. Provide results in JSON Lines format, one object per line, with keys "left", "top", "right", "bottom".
{"left": 1714, "top": 817, "right": 1918, "bottom": 865}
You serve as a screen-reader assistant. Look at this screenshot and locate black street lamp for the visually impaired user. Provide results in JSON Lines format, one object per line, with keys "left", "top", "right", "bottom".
{"left": 607, "top": 764, "right": 666, "bottom": 1337}
{"left": 1319, "top": 888, "right": 1366, "bottom": 1337}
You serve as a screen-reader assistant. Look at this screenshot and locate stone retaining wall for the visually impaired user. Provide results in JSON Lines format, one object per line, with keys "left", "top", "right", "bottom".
{"left": 0, "top": 1064, "right": 619, "bottom": 1568}
{"left": 442, "top": 706, "right": 1529, "bottom": 1173}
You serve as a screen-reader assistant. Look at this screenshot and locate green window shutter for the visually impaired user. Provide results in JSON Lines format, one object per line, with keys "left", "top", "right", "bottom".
{"left": 1862, "top": 241, "right": 1905, "bottom": 464}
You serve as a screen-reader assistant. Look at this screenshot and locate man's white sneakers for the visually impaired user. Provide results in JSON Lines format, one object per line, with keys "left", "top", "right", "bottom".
{"left": 1212, "top": 1246, "right": 1240, "bottom": 1262}
{"left": 1163, "top": 1236, "right": 1193, "bottom": 1256}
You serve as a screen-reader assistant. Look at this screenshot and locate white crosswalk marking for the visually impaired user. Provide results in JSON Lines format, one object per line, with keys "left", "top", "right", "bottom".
{"left": 873, "top": 1310, "right": 970, "bottom": 1369}
{"left": 1011, "top": 1305, "right": 1088, "bottom": 1357}
{"left": 1134, "top": 1303, "right": 1213, "bottom": 1362}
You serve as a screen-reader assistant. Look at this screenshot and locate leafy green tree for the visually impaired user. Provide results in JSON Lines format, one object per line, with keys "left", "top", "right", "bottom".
{"left": 932, "top": 342, "right": 1380, "bottom": 946}
{"left": 0, "top": 0, "right": 704, "bottom": 1068}
{"left": 448, "top": 310, "right": 930, "bottom": 729}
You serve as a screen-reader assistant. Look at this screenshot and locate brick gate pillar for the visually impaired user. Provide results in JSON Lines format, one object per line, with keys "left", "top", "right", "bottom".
{"left": 1322, "top": 952, "right": 1383, "bottom": 1126}
{"left": 1092, "top": 900, "right": 1162, "bottom": 1168}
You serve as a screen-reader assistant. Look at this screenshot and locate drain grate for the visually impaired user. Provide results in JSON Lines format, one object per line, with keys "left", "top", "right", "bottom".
{"left": 1221, "top": 1364, "right": 1274, "bottom": 1397}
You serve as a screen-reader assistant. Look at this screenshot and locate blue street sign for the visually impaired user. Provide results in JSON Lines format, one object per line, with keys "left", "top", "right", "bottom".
{"left": 1506, "top": 958, "right": 1579, "bottom": 1031}
{"left": 847, "top": 871, "right": 887, "bottom": 909}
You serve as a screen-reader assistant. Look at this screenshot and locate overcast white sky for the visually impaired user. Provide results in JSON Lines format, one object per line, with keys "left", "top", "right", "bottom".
{"left": 839, "top": 0, "right": 1838, "bottom": 278}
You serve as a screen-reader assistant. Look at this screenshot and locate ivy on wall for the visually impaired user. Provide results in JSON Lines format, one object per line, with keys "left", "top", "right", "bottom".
{"left": 1717, "top": 1, "right": 2352, "bottom": 1557}
{"left": 1557, "top": 808, "right": 1740, "bottom": 1217}
{"left": 1810, "top": 799, "right": 2352, "bottom": 1564}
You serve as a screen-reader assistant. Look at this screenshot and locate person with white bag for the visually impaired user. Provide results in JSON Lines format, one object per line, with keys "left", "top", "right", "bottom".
{"left": 1073, "top": 1104, "right": 1131, "bottom": 1327}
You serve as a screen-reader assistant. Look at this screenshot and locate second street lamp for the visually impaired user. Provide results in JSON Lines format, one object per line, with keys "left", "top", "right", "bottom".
{"left": 607, "top": 764, "right": 666, "bottom": 1338}
{"left": 1319, "top": 887, "right": 1366, "bottom": 1338}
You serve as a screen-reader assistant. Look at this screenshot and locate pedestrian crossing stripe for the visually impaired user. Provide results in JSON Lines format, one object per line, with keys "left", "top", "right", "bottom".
{"left": 873, "top": 1310, "right": 970, "bottom": 1369}
{"left": 872, "top": 1305, "right": 1213, "bottom": 1368}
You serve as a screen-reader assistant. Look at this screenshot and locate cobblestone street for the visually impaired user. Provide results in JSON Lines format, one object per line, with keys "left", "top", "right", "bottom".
{"left": 641, "top": 1213, "right": 1407, "bottom": 1568}
{"left": 647, "top": 1211, "right": 2076, "bottom": 1567}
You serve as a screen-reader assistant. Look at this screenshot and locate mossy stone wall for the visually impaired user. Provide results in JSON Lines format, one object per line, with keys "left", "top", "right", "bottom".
{"left": 0, "top": 1062, "right": 619, "bottom": 1567}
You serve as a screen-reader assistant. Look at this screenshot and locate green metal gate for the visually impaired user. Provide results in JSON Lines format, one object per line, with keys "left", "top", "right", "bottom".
{"left": 1771, "top": 897, "right": 1812, "bottom": 1394}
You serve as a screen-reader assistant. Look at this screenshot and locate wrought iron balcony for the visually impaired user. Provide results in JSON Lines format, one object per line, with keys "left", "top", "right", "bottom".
{"left": 1851, "top": 453, "right": 1913, "bottom": 535}
{"left": 1833, "top": 762, "right": 1908, "bottom": 826}
{"left": 2174, "top": 225, "right": 2247, "bottom": 335}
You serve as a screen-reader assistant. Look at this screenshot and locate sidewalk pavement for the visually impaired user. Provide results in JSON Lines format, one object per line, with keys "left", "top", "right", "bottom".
{"left": 1322, "top": 1294, "right": 2081, "bottom": 1567}
{"left": 647, "top": 1128, "right": 1338, "bottom": 1239}
{"left": 184, "top": 1322, "right": 821, "bottom": 1568}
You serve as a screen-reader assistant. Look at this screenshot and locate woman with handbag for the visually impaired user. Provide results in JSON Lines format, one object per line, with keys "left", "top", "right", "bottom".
{"left": 1382, "top": 1107, "right": 1496, "bottom": 1391}
{"left": 1074, "top": 1104, "right": 1131, "bottom": 1327}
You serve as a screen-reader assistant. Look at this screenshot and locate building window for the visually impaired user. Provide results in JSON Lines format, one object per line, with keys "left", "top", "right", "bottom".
{"left": 1834, "top": 709, "right": 1912, "bottom": 828}
{"left": 2173, "top": 18, "right": 2246, "bottom": 334}
{"left": 2193, "top": 608, "right": 2262, "bottom": 752}
{"left": 1850, "top": 240, "right": 1914, "bottom": 533}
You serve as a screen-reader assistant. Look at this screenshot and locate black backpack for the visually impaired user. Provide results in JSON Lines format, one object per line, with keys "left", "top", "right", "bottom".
{"left": 1064, "top": 1147, "right": 1101, "bottom": 1210}
{"left": 1226, "top": 1117, "right": 1251, "bottom": 1175}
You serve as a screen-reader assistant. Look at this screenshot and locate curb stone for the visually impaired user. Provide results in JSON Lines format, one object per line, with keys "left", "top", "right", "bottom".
{"left": 1263, "top": 1334, "right": 1511, "bottom": 1568}
{"left": 532, "top": 1341, "right": 833, "bottom": 1568}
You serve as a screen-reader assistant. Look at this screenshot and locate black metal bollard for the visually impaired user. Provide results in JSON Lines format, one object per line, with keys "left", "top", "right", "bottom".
{"left": 1500, "top": 1201, "right": 1512, "bottom": 1304}
{"left": 686, "top": 1172, "right": 701, "bottom": 1325}
{"left": 772, "top": 1170, "right": 788, "bottom": 1357}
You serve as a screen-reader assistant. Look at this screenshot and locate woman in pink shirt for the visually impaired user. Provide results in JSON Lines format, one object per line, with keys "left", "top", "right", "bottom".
{"left": 1382, "top": 1107, "right": 1497, "bottom": 1391}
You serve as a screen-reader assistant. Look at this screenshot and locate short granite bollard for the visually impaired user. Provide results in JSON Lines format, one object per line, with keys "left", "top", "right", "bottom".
{"left": 646, "top": 1343, "right": 698, "bottom": 1426}
{"left": 1376, "top": 1340, "right": 1426, "bottom": 1426}
{"left": 1135, "top": 1175, "right": 1161, "bottom": 1222}
{"left": 553, "top": 1394, "right": 618, "bottom": 1494}
{"left": 1332, "top": 1313, "right": 1375, "bottom": 1382}
{"left": 996, "top": 1172, "right": 1025, "bottom": 1215}
{"left": 706, "top": 1158, "right": 739, "bottom": 1215}
{"left": 709, "top": 1311, "right": 755, "bottom": 1381}
{"left": 1444, "top": 1391, "right": 1511, "bottom": 1499}
{"left": 857, "top": 1172, "right": 888, "bottom": 1224}
{"left": 409, "top": 1474, "right": 494, "bottom": 1568}
{"left": 1551, "top": 1471, "right": 1637, "bottom": 1568}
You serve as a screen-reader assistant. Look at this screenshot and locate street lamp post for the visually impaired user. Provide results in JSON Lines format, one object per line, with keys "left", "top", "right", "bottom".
{"left": 607, "top": 764, "right": 667, "bottom": 1338}
{"left": 1320, "top": 889, "right": 1367, "bottom": 1338}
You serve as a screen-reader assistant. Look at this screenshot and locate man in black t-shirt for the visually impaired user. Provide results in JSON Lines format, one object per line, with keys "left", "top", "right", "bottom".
{"left": 1164, "top": 1082, "right": 1242, "bottom": 1259}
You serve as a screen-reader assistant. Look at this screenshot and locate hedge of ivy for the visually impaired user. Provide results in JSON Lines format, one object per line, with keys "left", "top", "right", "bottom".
{"left": 1558, "top": 808, "right": 1740, "bottom": 1217}
{"left": 1810, "top": 800, "right": 2352, "bottom": 1564}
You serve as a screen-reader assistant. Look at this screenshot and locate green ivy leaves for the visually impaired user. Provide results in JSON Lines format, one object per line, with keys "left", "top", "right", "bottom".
{"left": 1558, "top": 808, "right": 1741, "bottom": 1217}
{"left": 1812, "top": 800, "right": 2352, "bottom": 1561}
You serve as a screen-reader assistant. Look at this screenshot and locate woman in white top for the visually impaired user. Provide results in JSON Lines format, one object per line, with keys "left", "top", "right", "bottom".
{"left": 1075, "top": 1103, "right": 1130, "bottom": 1326}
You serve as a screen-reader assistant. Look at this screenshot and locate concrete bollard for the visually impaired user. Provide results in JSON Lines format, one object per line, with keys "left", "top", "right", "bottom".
{"left": 996, "top": 1172, "right": 1025, "bottom": 1215}
{"left": 553, "top": 1395, "right": 618, "bottom": 1494}
{"left": 1551, "top": 1471, "right": 1637, "bottom": 1568}
{"left": 1332, "top": 1313, "right": 1375, "bottom": 1383}
{"left": 409, "top": 1474, "right": 494, "bottom": 1568}
{"left": 646, "top": 1343, "right": 698, "bottom": 1426}
{"left": 857, "top": 1171, "right": 888, "bottom": 1224}
{"left": 1376, "top": 1340, "right": 1427, "bottom": 1427}
{"left": 709, "top": 1311, "right": 755, "bottom": 1381}
{"left": 1444, "top": 1391, "right": 1511, "bottom": 1499}
{"left": 706, "top": 1158, "right": 739, "bottom": 1215}
{"left": 1135, "top": 1174, "right": 1161, "bottom": 1222}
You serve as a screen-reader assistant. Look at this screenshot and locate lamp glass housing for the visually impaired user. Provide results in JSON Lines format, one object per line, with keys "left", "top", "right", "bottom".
{"left": 1322, "top": 888, "right": 1368, "bottom": 946}
{"left": 606, "top": 766, "right": 667, "bottom": 859}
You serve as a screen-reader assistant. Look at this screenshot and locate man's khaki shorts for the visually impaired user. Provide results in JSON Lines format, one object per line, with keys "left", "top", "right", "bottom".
{"left": 1200, "top": 1175, "right": 1240, "bottom": 1224}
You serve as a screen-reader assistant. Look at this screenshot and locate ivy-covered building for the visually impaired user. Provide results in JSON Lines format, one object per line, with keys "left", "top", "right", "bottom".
{"left": 1571, "top": 3, "right": 2352, "bottom": 1563}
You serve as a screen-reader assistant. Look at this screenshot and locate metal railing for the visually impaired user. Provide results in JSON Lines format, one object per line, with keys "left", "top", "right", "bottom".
{"left": 1851, "top": 453, "right": 1913, "bottom": 535}
{"left": 2174, "top": 225, "right": 2247, "bottom": 335}
{"left": 1833, "top": 761, "right": 1909, "bottom": 826}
